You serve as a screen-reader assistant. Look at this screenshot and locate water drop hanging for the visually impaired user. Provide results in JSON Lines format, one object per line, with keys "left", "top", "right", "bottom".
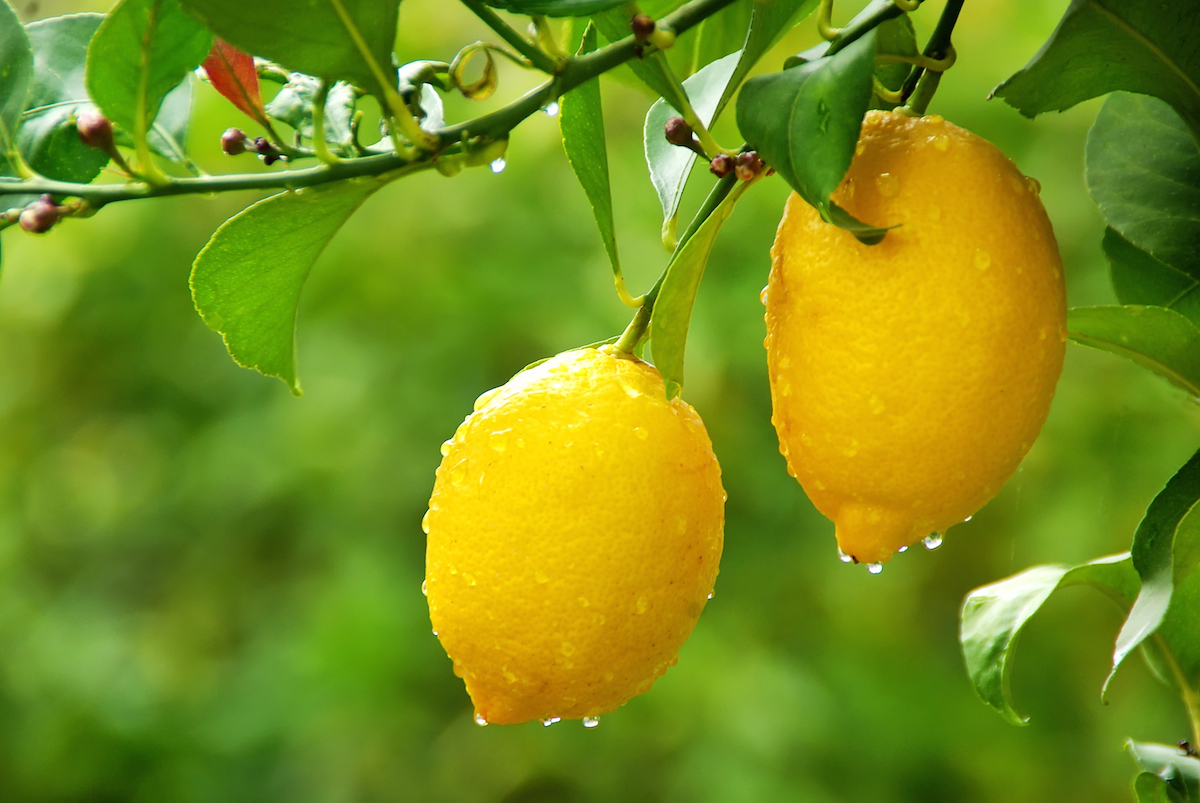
{"left": 867, "top": 562, "right": 883, "bottom": 575}
{"left": 490, "top": 157, "right": 506, "bottom": 174}
{"left": 582, "top": 717, "right": 600, "bottom": 729}
{"left": 474, "top": 712, "right": 488, "bottom": 726}
{"left": 923, "top": 532, "right": 944, "bottom": 550}
{"left": 541, "top": 717, "right": 561, "bottom": 727}
{"left": 837, "top": 547, "right": 853, "bottom": 564}
{"left": 542, "top": 101, "right": 560, "bottom": 117}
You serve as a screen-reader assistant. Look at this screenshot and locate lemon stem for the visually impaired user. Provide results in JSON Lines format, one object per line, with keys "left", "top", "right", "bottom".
{"left": 898, "top": 0, "right": 964, "bottom": 113}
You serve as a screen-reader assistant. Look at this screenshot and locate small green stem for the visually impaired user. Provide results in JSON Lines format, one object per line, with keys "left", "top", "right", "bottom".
{"left": 899, "top": 0, "right": 963, "bottom": 106}
{"left": 817, "top": 0, "right": 840, "bottom": 40}
{"left": 460, "top": 0, "right": 561, "bottom": 73}
{"left": 827, "top": 0, "right": 922, "bottom": 56}
{"left": 312, "top": 80, "right": 341, "bottom": 165}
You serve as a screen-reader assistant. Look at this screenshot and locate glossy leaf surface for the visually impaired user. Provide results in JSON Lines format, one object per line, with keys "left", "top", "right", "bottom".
{"left": 1068, "top": 305, "right": 1200, "bottom": 397}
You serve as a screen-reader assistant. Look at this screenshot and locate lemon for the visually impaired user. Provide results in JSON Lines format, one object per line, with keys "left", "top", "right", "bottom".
{"left": 764, "top": 110, "right": 1066, "bottom": 565}
{"left": 424, "top": 346, "right": 724, "bottom": 725}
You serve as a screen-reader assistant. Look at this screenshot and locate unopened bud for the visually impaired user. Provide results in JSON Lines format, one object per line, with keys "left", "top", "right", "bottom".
{"left": 664, "top": 116, "right": 694, "bottom": 148}
{"left": 630, "top": 14, "right": 655, "bottom": 40}
{"left": 709, "top": 153, "right": 735, "bottom": 177}
{"left": 19, "top": 195, "right": 60, "bottom": 234}
{"left": 254, "top": 136, "right": 281, "bottom": 165}
{"left": 221, "top": 128, "right": 249, "bottom": 155}
{"left": 76, "top": 109, "right": 114, "bottom": 153}
{"left": 647, "top": 26, "right": 676, "bottom": 51}
{"left": 735, "top": 151, "right": 764, "bottom": 181}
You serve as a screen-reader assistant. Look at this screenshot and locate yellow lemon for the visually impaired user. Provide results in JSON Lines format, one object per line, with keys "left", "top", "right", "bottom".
{"left": 765, "top": 110, "right": 1066, "bottom": 565}
{"left": 424, "top": 346, "right": 724, "bottom": 725}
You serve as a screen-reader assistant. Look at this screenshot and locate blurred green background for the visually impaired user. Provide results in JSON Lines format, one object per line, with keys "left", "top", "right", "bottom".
{"left": 0, "top": 0, "right": 1197, "bottom": 800}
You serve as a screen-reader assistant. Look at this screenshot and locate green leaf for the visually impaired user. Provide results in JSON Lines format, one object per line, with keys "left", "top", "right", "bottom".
{"left": 1104, "top": 228, "right": 1200, "bottom": 328}
{"left": 871, "top": 12, "right": 917, "bottom": 110}
{"left": 689, "top": 0, "right": 752, "bottom": 73}
{"left": 264, "top": 73, "right": 357, "bottom": 149}
{"left": 960, "top": 554, "right": 1140, "bottom": 726}
{"left": 16, "top": 13, "right": 109, "bottom": 184}
{"left": 86, "top": 0, "right": 211, "bottom": 141}
{"left": 1135, "top": 772, "right": 1190, "bottom": 803}
{"left": 0, "top": 0, "right": 33, "bottom": 154}
{"left": 484, "top": 0, "right": 626, "bottom": 15}
{"left": 1086, "top": 93, "right": 1200, "bottom": 282}
{"left": 178, "top": 0, "right": 401, "bottom": 98}
{"left": 1068, "top": 305, "right": 1200, "bottom": 397}
{"left": 643, "top": 51, "right": 739, "bottom": 226}
{"left": 650, "top": 177, "right": 752, "bottom": 399}
{"left": 591, "top": 11, "right": 676, "bottom": 100}
{"left": 190, "top": 179, "right": 382, "bottom": 394}
{"left": 1108, "top": 449, "right": 1200, "bottom": 692}
{"left": 1157, "top": 559, "right": 1200, "bottom": 685}
{"left": 991, "top": 0, "right": 1200, "bottom": 135}
{"left": 1129, "top": 741, "right": 1200, "bottom": 803}
{"left": 561, "top": 24, "right": 622, "bottom": 290}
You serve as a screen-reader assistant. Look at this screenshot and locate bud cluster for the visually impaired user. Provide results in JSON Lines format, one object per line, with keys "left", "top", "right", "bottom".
{"left": 18, "top": 194, "right": 62, "bottom": 234}
{"left": 76, "top": 109, "right": 114, "bottom": 154}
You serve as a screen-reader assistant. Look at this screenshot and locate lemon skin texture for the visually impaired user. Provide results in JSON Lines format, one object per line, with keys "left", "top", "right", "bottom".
{"left": 765, "top": 110, "right": 1066, "bottom": 566}
{"left": 424, "top": 346, "right": 725, "bottom": 725}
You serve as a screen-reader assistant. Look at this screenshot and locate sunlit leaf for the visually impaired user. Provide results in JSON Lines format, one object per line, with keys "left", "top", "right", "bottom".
{"left": 190, "top": 179, "right": 383, "bottom": 394}
{"left": 0, "top": 0, "right": 33, "bottom": 154}
{"left": 561, "top": 24, "right": 622, "bottom": 291}
{"left": 1068, "top": 305, "right": 1200, "bottom": 397}
{"left": 202, "top": 39, "right": 265, "bottom": 123}
{"left": 1086, "top": 93, "right": 1200, "bottom": 282}
{"left": 650, "top": 177, "right": 751, "bottom": 399}
{"left": 960, "top": 554, "right": 1139, "bottom": 725}
{"left": 992, "top": 0, "right": 1200, "bottom": 135}
{"left": 179, "top": 0, "right": 400, "bottom": 98}
{"left": 1128, "top": 740, "right": 1200, "bottom": 802}
{"left": 1107, "top": 449, "right": 1200, "bottom": 692}
{"left": 1104, "top": 228, "right": 1200, "bottom": 328}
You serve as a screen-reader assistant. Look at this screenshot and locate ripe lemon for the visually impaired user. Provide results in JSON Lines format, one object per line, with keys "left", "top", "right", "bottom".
{"left": 424, "top": 346, "right": 724, "bottom": 725}
{"left": 764, "top": 110, "right": 1066, "bottom": 565}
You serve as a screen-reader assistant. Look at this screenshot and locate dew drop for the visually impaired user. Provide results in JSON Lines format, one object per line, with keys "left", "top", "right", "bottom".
{"left": 490, "top": 157, "right": 506, "bottom": 173}
{"left": 636, "top": 596, "right": 648, "bottom": 614}
{"left": 964, "top": 515, "right": 973, "bottom": 522}
{"left": 974, "top": 250, "right": 991, "bottom": 271}
{"left": 707, "top": 591, "right": 714, "bottom": 600}
{"left": 778, "top": 380, "right": 792, "bottom": 397}
{"left": 490, "top": 429, "right": 510, "bottom": 452}
{"left": 432, "top": 629, "right": 439, "bottom": 636}
{"left": 925, "top": 114, "right": 944, "bottom": 124}
{"left": 440, "top": 440, "right": 452, "bottom": 456}
{"left": 464, "top": 573, "right": 476, "bottom": 586}
{"left": 541, "top": 717, "right": 561, "bottom": 727}
{"left": 582, "top": 716, "right": 600, "bottom": 729}
{"left": 837, "top": 547, "right": 853, "bottom": 564}
{"left": 535, "top": 571, "right": 549, "bottom": 584}
{"left": 867, "top": 562, "right": 883, "bottom": 574}
{"left": 475, "top": 713, "right": 488, "bottom": 726}
{"left": 421, "top": 510, "right": 431, "bottom": 534}
{"left": 923, "top": 532, "right": 944, "bottom": 550}
{"left": 931, "top": 133, "right": 949, "bottom": 152}
{"left": 1025, "top": 176, "right": 1041, "bottom": 195}
{"left": 421, "top": 580, "right": 428, "bottom": 596}
{"left": 542, "top": 100, "right": 560, "bottom": 117}
{"left": 898, "top": 546, "right": 908, "bottom": 553}
{"left": 875, "top": 172, "right": 900, "bottom": 198}
{"left": 760, "top": 285, "right": 770, "bottom": 305}
{"left": 604, "top": 672, "right": 614, "bottom": 682}
{"left": 560, "top": 641, "right": 575, "bottom": 656}
{"left": 634, "top": 426, "right": 649, "bottom": 440}
{"left": 450, "top": 462, "right": 467, "bottom": 488}
{"left": 855, "top": 141, "right": 865, "bottom": 156}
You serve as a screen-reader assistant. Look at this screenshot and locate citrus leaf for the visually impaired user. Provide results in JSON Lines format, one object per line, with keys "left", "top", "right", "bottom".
{"left": 1104, "top": 228, "right": 1200, "bottom": 328}
{"left": 736, "top": 29, "right": 884, "bottom": 240}
{"left": 1157, "top": 560, "right": 1200, "bottom": 686}
{"left": 1107, "top": 450, "right": 1200, "bottom": 693}
{"left": 960, "top": 553, "right": 1139, "bottom": 726}
{"left": 114, "top": 77, "right": 192, "bottom": 163}
{"left": 643, "top": 50, "right": 739, "bottom": 226}
{"left": 16, "top": 13, "right": 108, "bottom": 184}
{"left": 86, "top": 0, "right": 211, "bottom": 141}
{"left": 178, "top": 0, "right": 400, "bottom": 98}
{"left": 190, "top": 179, "right": 382, "bottom": 394}
{"left": 871, "top": 11, "right": 917, "bottom": 110}
{"left": 202, "top": 39, "right": 264, "bottom": 123}
{"left": 1068, "top": 305, "right": 1200, "bottom": 397}
{"left": 1134, "top": 772, "right": 1187, "bottom": 803}
{"left": 650, "top": 176, "right": 751, "bottom": 399}
{"left": 689, "top": 0, "right": 751, "bottom": 74}
{"left": 717, "top": 0, "right": 818, "bottom": 110}
{"left": 482, "top": 0, "right": 625, "bottom": 15}
{"left": 264, "top": 73, "right": 356, "bottom": 149}
{"left": 991, "top": 0, "right": 1200, "bottom": 136}
{"left": 561, "top": 24, "right": 622, "bottom": 289}
{"left": 0, "top": 0, "right": 33, "bottom": 154}
{"left": 1086, "top": 93, "right": 1200, "bottom": 282}
{"left": 1128, "top": 741, "right": 1200, "bottom": 803}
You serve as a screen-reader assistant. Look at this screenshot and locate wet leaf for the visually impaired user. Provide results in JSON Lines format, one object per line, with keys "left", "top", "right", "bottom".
{"left": 190, "top": 179, "right": 382, "bottom": 394}
{"left": 992, "top": 0, "right": 1200, "bottom": 135}
{"left": 1068, "top": 305, "right": 1200, "bottom": 397}
{"left": 960, "top": 554, "right": 1139, "bottom": 725}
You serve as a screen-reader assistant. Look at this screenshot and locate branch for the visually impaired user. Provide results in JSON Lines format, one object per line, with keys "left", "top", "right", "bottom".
{"left": 459, "top": 0, "right": 560, "bottom": 74}
{"left": 0, "top": 0, "right": 739, "bottom": 207}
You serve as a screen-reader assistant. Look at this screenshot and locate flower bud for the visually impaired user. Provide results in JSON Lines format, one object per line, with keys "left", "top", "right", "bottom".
{"left": 630, "top": 14, "right": 655, "bottom": 40}
{"left": 735, "top": 151, "right": 764, "bottom": 181}
{"left": 221, "top": 127, "right": 249, "bottom": 155}
{"left": 76, "top": 109, "right": 114, "bottom": 153}
{"left": 18, "top": 195, "right": 60, "bottom": 234}
{"left": 709, "top": 153, "right": 735, "bottom": 178}
{"left": 254, "top": 137, "right": 281, "bottom": 165}
{"left": 664, "top": 116, "right": 694, "bottom": 148}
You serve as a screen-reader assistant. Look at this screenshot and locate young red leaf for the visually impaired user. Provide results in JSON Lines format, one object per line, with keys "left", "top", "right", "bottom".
{"left": 202, "top": 39, "right": 264, "bottom": 122}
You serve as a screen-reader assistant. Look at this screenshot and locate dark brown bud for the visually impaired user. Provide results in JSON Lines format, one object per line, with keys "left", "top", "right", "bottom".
{"left": 709, "top": 153, "right": 735, "bottom": 177}
{"left": 76, "top": 109, "right": 114, "bottom": 153}
{"left": 630, "top": 14, "right": 655, "bottom": 40}
{"left": 735, "top": 151, "right": 764, "bottom": 181}
{"left": 253, "top": 136, "right": 281, "bottom": 165}
{"left": 221, "top": 127, "right": 248, "bottom": 155}
{"left": 664, "top": 116, "right": 694, "bottom": 148}
{"left": 18, "top": 195, "right": 60, "bottom": 234}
